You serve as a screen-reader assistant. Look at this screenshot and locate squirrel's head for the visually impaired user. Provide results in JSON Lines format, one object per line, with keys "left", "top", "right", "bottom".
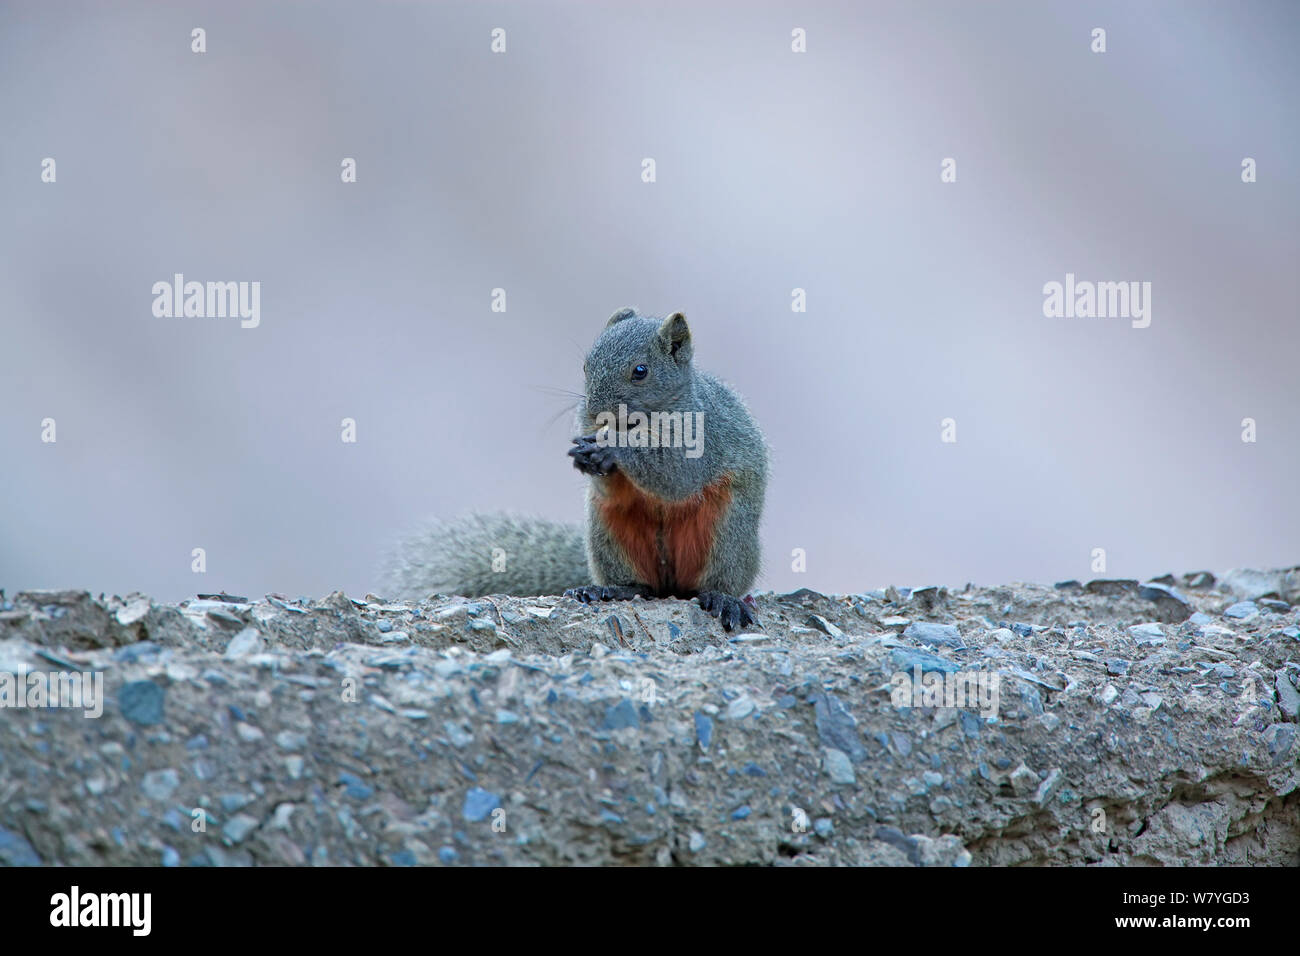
{"left": 579, "top": 308, "right": 694, "bottom": 427}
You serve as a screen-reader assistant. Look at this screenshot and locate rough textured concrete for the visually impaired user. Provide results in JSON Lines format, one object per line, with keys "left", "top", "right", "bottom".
{"left": 1, "top": 568, "right": 1298, "bottom": 866}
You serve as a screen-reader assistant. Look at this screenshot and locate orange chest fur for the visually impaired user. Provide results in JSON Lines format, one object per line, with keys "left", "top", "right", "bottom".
{"left": 596, "top": 472, "right": 733, "bottom": 596}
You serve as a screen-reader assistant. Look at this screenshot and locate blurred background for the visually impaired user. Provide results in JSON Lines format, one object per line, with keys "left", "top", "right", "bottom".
{"left": 1, "top": 0, "right": 1296, "bottom": 601}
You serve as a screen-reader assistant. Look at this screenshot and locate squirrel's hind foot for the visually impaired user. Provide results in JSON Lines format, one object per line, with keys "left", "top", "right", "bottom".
{"left": 697, "top": 591, "right": 756, "bottom": 632}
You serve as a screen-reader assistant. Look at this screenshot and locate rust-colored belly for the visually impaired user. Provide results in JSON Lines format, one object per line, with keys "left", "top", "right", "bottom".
{"left": 596, "top": 471, "right": 733, "bottom": 596}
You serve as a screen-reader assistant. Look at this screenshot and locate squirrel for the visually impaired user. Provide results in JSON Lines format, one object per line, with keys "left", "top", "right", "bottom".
{"left": 382, "top": 307, "right": 768, "bottom": 630}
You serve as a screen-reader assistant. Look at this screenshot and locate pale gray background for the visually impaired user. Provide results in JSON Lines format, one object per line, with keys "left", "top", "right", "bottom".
{"left": 1, "top": 0, "right": 1296, "bottom": 602}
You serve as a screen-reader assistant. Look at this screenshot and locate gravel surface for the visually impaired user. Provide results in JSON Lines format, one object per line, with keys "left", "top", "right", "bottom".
{"left": 1, "top": 567, "right": 1298, "bottom": 866}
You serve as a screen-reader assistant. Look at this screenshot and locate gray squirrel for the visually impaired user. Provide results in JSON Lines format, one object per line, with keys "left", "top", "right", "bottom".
{"left": 382, "top": 308, "right": 768, "bottom": 630}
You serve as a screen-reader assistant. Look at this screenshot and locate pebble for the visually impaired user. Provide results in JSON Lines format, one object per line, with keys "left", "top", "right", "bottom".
{"left": 119, "top": 680, "right": 165, "bottom": 726}
{"left": 222, "top": 814, "right": 259, "bottom": 844}
{"left": 823, "top": 747, "right": 856, "bottom": 785}
{"left": 688, "top": 831, "right": 707, "bottom": 853}
{"left": 1033, "top": 768, "right": 1063, "bottom": 807}
{"left": 1223, "top": 601, "right": 1259, "bottom": 621}
{"left": 337, "top": 772, "right": 374, "bottom": 800}
{"left": 223, "top": 627, "right": 264, "bottom": 659}
{"left": 443, "top": 721, "right": 473, "bottom": 749}
{"left": 1127, "top": 623, "right": 1166, "bottom": 646}
{"left": 1264, "top": 724, "right": 1296, "bottom": 766}
{"left": 462, "top": 787, "right": 501, "bottom": 822}
{"left": 141, "top": 768, "right": 179, "bottom": 801}
{"left": 904, "top": 622, "right": 964, "bottom": 648}
{"left": 275, "top": 731, "right": 307, "bottom": 751}
{"left": 0, "top": 825, "right": 41, "bottom": 866}
{"left": 1275, "top": 674, "right": 1300, "bottom": 720}
{"left": 891, "top": 648, "right": 960, "bottom": 675}
{"left": 811, "top": 691, "right": 867, "bottom": 762}
{"left": 694, "top": 712, "right": 714, "bottom": 751}
{"left": 806, "top": 615, "right": 845, "bottom": 638}
{"left": 725, "top": 696, "right": 755, "bottom": 721}
{"left": 602, "top": 699, "right": 640, "bottom": 731}
{"left": 1009, "top": 764, "right": 1038, "bottom": 795}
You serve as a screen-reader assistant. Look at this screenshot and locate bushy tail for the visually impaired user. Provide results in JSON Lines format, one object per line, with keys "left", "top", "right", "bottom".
{"left": 381, "top": 513, "right": 590, "bottom": 600}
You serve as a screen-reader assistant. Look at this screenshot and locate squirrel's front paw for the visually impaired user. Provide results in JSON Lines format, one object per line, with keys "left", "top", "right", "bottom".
{"left": 568, "top": 435, "right": 619, "bottom": 476}
{"left": 697, "top": 591, "right": 757, "bottom": 632}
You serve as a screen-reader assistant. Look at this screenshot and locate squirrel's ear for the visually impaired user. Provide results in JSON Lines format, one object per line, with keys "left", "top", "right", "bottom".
{"left": 606, "top": 307, "right": 637, "bottom": 328}
{"left": 657, "top": 312, "right": 693, "bottom": 362}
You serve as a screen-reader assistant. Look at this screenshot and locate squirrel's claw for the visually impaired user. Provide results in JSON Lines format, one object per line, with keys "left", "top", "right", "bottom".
{"left": 564, "top": 584, "right": 651, "bottom": 604}
{"left": 697, "top": 591, "right": 756, "bottom": 632}
{"left": 568, "top": 436, "right": 619, "bottom": 476}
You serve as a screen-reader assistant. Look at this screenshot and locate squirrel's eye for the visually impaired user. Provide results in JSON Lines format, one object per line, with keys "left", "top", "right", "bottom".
{"left": 632, "top": 364, "right": 648, "bottom": 381}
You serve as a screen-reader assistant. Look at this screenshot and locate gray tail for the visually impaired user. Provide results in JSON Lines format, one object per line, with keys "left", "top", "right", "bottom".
{"left": 380, "top": 513, "right": 590, "bottom": 600}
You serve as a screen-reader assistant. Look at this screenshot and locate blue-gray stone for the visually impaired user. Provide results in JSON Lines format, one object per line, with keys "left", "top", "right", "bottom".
{"left": 119, "top": 681, "right": 165, "bottom": 726}
{"left": 221, "top": 814, "right": 259, "bottom": 844}
{"left": 1140, "top": 582, "right": 1192, "bottom": 607}
{"left": 1264, "top": 724, "right": 1296, "bottom": 766}
{"left": 1224, "top": 601, "right": 1259, "bottom": 620}
{"left": 0, "top": 825, "right": 40, "bottom": 866}
{"left": 824, "top": 748, "right": 856, "bottom": 784}
{"left": 439, "top": 846, "right": 459, "bottom": 864}
{"left": 338, "top": 772, "right": 374, "bottom": 801}
{"left": 602, "top": 698, "right": 640, "bottom": 731}
{"left": 694, "top": 711, "right": 714, "bottom": 751}
{"left": 814, "top": 818, "right": 834, "bottom": 839}
{"left": 811, "top": 691, "right": 867, "bottom": 763}
{"left": 389, "top": 850, "right": 417, "bottom": 866}
{"left": 161, "top": 846, "right": 180, "bottom": 867}
{"left": 959, "top": 711, "right": 982, "bottom": 738}
{"left": 891, "top": 649, "right": 960, "bottom": 675}
{"left": 141, "top": 768, "right": 180, "bottom": 801}
{"left": 462, "top": 787, "right": 500, "bottom": 822}
{"left": 1106, "top": 659, "right": 1131, "bottom": 676}
{"left": 1128, "top": 623, "right": 1166, "bottom": 646}
{"left": 903, "top": 622, "right": 964, "bottom": 648}
{"left": 219, "top": 793, "right": 252, "bottom": 813}
{"left": 731, "top": 805, "right": 751, "bottom": 820}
